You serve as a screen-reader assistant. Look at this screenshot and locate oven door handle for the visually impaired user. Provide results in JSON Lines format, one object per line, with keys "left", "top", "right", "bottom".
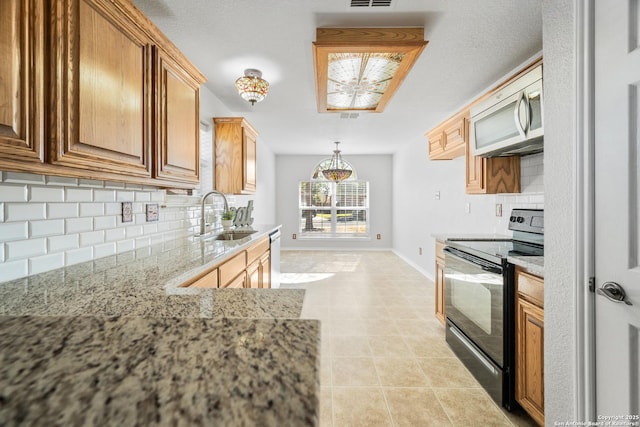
{"left": 443, "top": 247, "right": 503, "bottom": 275}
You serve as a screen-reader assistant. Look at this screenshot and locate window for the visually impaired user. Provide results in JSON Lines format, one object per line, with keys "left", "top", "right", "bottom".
{"left": 298, "top": 159, "right": 369, "bottom": 238}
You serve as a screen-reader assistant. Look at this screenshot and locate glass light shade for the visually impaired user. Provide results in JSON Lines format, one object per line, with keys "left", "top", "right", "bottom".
{"left": 322, "top": 142, "right": 352, "bottom": 182}
{"left": 235, "top": 69, "right": 270, "bottom": 105}
{"left": 327, "top": 52, "right": 403, "bottom": 110}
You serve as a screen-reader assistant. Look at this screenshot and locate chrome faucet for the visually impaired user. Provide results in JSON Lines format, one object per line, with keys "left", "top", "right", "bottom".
{"left": 200, "top": 190, "right": 229, "bottom": 235}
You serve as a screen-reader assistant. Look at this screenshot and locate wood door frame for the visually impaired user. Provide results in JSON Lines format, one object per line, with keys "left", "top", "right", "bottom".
{"left": 574, "top": 0, "right": 596, "bottom": 421}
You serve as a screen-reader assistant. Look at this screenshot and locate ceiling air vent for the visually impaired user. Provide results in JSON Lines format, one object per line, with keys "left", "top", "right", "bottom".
{"left": 340, "top": 113, "right": 360, "bottom": 119}
{"left": 349, "top": 0, "right": 393, "bottom": 8}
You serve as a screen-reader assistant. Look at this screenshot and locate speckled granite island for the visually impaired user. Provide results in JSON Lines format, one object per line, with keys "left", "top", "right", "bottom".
{"left": 0, "top": 225, "right": 320, "bottom": 427}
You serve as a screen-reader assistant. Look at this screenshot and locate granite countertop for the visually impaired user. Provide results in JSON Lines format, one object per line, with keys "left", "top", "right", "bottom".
{"left": 0, "top": 224, "right": 320, "bottom": 426}
{"left": 508, "top": 255, "right": 544, "bottom": 278}
{"left": 0, "top": 316, "right": 319, "bottom": 427}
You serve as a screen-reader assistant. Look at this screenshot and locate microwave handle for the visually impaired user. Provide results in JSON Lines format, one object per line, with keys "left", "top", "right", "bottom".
{"left": 513, "top": 92, "right": 529, "bottom": 138}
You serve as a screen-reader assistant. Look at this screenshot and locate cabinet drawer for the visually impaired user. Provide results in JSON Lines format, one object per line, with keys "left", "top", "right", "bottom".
{"left": 224, "top": 272, "right": 246, "bottom": 288}
{"left": 187, "top": 268, "right": 218, "bottom": 288}
{"left": 247, "top": 236, "right": 269, "bottom": 264}
{"left": 516, "top": 269, "right": 544, "bottom": 307}
{"left": 219, "top": 252, "right": 247, "bottom": 287}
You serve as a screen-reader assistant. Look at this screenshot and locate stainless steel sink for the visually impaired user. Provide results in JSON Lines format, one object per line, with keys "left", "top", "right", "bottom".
{"left": 212, "top": 230, "right": 257, "bottom": 241}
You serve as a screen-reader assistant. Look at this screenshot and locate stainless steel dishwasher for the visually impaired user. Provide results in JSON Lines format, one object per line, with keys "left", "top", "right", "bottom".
{"left": 269, "top": 229, "right": 281, "bottom": 288}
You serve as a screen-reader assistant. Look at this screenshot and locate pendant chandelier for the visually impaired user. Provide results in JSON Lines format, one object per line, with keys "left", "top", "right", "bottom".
{"left": 235, "top": 68, "right": 270, "bottom": 105}
{"left": 322, "top": 141, "right": 352, "bottom": 182}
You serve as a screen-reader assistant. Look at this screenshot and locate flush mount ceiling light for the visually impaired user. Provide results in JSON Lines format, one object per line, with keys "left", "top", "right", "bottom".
{"left": 322, "top": 141, "right": 353, "bottom": 182}
{"left": 313, "top": 27, "right": 427, "bottom": 113}
{"left": 235, "top": 68, "right": 270, "bottom": 105}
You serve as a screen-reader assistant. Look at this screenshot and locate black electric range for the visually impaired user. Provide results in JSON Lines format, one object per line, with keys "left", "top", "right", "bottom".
{"left": 442, "top": 209, "right": 544, "bottom": 411}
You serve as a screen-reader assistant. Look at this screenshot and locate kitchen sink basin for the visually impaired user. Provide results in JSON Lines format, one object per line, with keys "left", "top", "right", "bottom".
{"left": 212, "top": 230, "right": 257, "bottom": 241}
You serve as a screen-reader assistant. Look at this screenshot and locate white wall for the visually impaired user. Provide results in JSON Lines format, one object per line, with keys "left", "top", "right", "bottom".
{"left": 392, "top": 139, "right": 544, "bottom": 278}
{"left": 543, "top": 0, "right": 577, "bottom": 421}
{"left": 276, "top": 154, "right": 392, "bottom": 249}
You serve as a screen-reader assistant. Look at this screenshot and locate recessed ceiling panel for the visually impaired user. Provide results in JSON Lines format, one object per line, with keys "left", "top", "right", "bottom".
{"left": 313, "top": 28, "right": 427, "bottom": 113}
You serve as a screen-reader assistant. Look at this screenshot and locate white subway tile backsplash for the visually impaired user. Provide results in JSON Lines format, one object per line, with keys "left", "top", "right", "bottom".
{"left": 105, "top": 202, "right": 122, "bottom": 216}
{"left": 78, "top": 179, "right": 104, "bottom": 188}
{"left": 94, "top": 216, "right": 117, "bottom": 230}
{"left": 47, "top": 203, "right": 79, "bottom": 219}
{"left": 94, "top": 242, "right": 116, "bottom": 258}
{"left": 151, "top": 191, "right": 166, "bottom": 202}
{"left": 94, "top": 190, "right": 116, "bottom": 202}
{"left": 65, "top": 247, "right": 93, "bottom": 266}
{"left": 126, "top": 225, "right": 143, "bottom": 238}
{"left": 30, "top": 186, "right": 65, "bottom": 202}
{"left": 29, "top": 253, "right": 65, "bottom": 275}
{"left": 135, "top": 236, "right": 151, "bottom": 248}
{"left": 116, "top": 239, "right": 135, "bottom": 253}
{"left": 135, "top": 192, "right": 151, "bottom": 202}
{"left": 6, "top": 203, "right": 46, "bottom": 221}
{"left": 45, "top": 176, "right": 78, "bottom": 186}
{"left": 0, "top": 172, "right": 204, "bottom": 279}
{"left": 80, "top": 230, "right": 105, "bottom": 247}
{"left": 0, "top": 185, "right": 28, "bottom": 202}
{"left": 30, "top": 219, "right": 65, "bottom": 238}
{"left": 48, "top": 234, "right": 79, "bottom": 252}
{"left": 6, "top": 238, "right": 46, "bottom": 260}
{"left": 105, "top": 228, "right": 126, "bottom": 242}
{"left": 65, "top": 217, "right": 93, "bottom": 234}
{"left": 0, "top": 259, "right": 28, "bottom": 282}
{"left": 0, "top": 223, "right": 28, "bottom": 242}
{"left": 3, "top": 172, "right": 45, "bottom": 185}
{"left": 117, "top": 191, "right": 134, "bottom": 201}
{"left": 79, "top": 203, "right": 104, "bottom": 217}
{"left": 65, "top": 188, "right": 93, "bottom": 202}
{"left": 104, "top": 181, "right": 125, "bottom": 189}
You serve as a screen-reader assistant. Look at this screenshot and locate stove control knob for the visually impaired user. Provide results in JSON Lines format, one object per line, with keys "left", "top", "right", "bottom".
{"left": 510, "top": 216, "right": 516, "bottom": 222}
{"left": 517, "top": 216, "right": 525, "bottom": 223}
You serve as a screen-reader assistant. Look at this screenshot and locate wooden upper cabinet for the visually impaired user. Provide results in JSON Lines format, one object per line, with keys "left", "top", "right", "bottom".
{"left": 50, "top": 0, "right": 153, "bottom": 178}
{"left": 153, "top": 47, "right": 202, "bottom": 184}
{"left": 426, "top": 110, "right": 467, "bottom": 160}
{"left": 214, "top": 117, "right": 258, "bottom": 195}
{"left": 0, "top": 0, "right": 45, "bottom": 166}
{"left": 466, "top": 149, "right": 521, "bottom": 194}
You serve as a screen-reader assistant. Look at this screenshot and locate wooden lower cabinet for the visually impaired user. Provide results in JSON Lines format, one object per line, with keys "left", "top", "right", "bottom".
{"left": 188, "top": 268, "right": 218, "bottom": 289}
{"left": 435, "top": 239, "right": 446, "bottom": 325}
{"left": 515, "top": 269, "right": 545, "bottom": 426}
{"left": 182, "top": 236, "right": 271, "bottom": 289}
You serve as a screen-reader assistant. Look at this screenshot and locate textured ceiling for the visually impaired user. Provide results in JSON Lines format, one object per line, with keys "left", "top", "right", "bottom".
{"left": 132, "top": 0, "right": 542, "bottom": 155}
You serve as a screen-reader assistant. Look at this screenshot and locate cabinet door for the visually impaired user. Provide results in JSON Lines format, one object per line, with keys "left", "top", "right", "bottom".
{"left": 246, "top": 260, "right": 260, "bottom": 289}
{"left": 225, "top": 272, "right": 246, "bottom": 289}
{"left": 260, "top": 251, "right": 270, "bottom": 289}
{"left": 0, "top": 0, "right": 45, "bottom": 167}
{"left": 153, "top": 47, "right": 200, "bottom": 185}
{"left": 516, "top": 296, "right": 545, "bottom": 426}
{"left": 242, "top": 126, "right": 257, "bottom": 194}
{"left": 51, "top": 0, "right": 152, "bottom": 178}
{"left": 187, "top": 268, "right": 218, "bottom": 289}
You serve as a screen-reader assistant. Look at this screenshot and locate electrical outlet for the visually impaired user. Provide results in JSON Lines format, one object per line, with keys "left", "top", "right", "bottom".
{"left": 419, "top": 247, "right": 423, "bottom": 255}
{"left": 292, "top": 233, "right": 297, "bottom": 240}
{"left": 376, "top": 234, "right": 381, "bottom": 240}
{"left": 465, "top": 203, "right": 471, "bottom": 214}
{"left": 495, "top": 203, "right": 503, "bottom": 217}
{"left": 435, "top": 191, "right": 441, "bottom": 200}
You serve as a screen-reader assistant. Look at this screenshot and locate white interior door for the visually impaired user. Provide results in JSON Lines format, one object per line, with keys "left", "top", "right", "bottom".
{"left": 595, "top": 0, "right": 640, "bottom": 417}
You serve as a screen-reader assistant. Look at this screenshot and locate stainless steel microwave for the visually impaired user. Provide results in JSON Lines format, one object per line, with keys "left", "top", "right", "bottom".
{"left": 470, "top": 65, "right": 543, "bottom": 157}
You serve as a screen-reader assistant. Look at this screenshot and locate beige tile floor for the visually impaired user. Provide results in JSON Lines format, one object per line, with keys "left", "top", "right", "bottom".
{"left": 280, "top": 250, "right": 538, "bottom": 427}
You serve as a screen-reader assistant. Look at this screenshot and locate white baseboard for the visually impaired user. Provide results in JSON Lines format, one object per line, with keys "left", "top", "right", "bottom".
{"left": 391, "top": 249, "right": 434, "bottom": 282}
